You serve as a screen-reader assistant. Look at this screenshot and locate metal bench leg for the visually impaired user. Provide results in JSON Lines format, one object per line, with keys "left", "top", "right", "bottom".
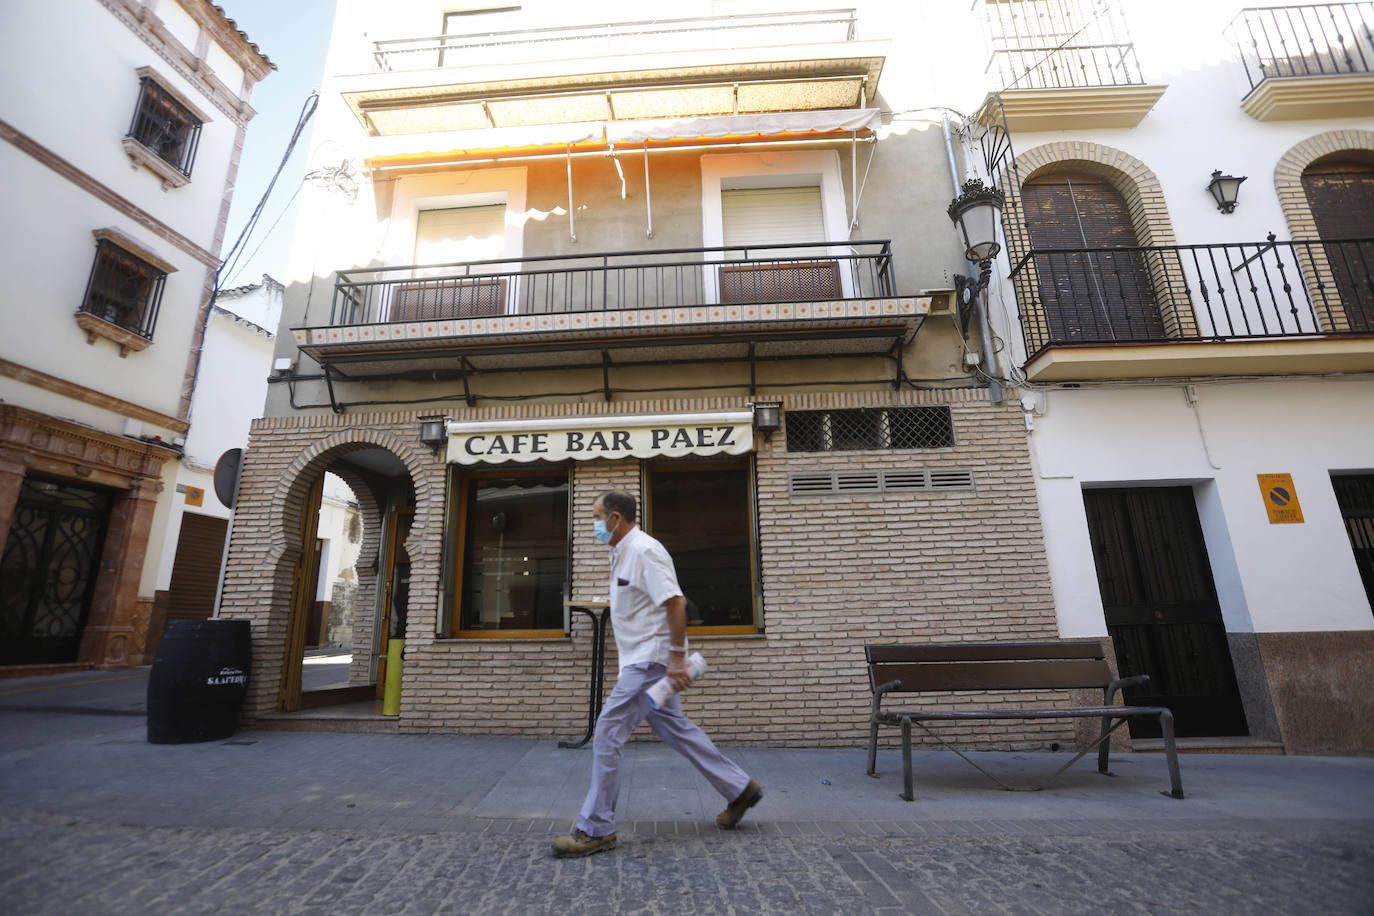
{"left": 1098, "top": 715, "right": 1113, "bottom": 775}
{"left": 867, "top": 719, "right": 880, "bottom": 777}
{"left": 900, "top": 719, "right": 914, "bottom": 802}
{"left": 1160, "top": 709, "right": 1185, "bottom": 799}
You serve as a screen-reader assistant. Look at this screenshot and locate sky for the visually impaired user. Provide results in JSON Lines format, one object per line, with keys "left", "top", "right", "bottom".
{"left": 216, "top": 0, "right": 336, "bottom": 290}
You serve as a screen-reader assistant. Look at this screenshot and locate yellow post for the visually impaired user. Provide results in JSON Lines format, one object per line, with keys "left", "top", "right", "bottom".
{"left": 382, "top": 638, "right": 404, "bottom": 716}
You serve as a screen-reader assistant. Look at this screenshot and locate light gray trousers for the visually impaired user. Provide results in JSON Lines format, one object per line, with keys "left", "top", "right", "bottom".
{"left": 575, "top": 662, "right": 751, "bottom": 837}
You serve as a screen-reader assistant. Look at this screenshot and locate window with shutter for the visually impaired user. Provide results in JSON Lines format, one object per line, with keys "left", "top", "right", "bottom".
{"left": 1302, "top": 159, "right": 1374, "bottom": 331}
{"left": 719, "top": 187, "right": 839, "bottom": 303}
{"left": 392, "top": 205, "right": 508, "bottom": 320}
{"left": 1022, "top": 174, "right": 1164, "bottom": 342}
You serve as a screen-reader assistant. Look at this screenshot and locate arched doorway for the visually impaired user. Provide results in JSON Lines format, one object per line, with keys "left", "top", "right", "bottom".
{"left": 1022, "top": 172, "right": 1165, "bottom": 343}
{"left": 280, "top": 447, "right": 415, "bottom": 714}
{"left": 1301, "top": 156, "right": 1374, "bottom": 331}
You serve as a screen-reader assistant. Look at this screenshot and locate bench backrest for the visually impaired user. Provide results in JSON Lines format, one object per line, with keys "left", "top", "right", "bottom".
{"left": 866, "top": 641, "right": 1112, "bottom": 692}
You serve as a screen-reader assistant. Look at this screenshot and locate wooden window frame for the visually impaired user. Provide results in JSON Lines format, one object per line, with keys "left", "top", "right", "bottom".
{"left": 448, "top": 464, "right": 572, "bottom": 639}
{"left": 641, "top": 457, "right": 761, "bottom": 636}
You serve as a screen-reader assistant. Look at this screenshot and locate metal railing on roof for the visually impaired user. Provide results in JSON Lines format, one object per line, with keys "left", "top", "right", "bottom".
{"left": 326, "top": 241, "right": 896, "bottom": 328}
{"left": 372, "top": 9, "right": 858, "bottom": 72}
{"left": 976, "top": 0, "right": 1144, "bottom": 90}
{"left": 1010, "top": 237, "right": 1374, "bottom": 355}
{"left": 1227, "top": 2, "right": 1374, "bottom": 93}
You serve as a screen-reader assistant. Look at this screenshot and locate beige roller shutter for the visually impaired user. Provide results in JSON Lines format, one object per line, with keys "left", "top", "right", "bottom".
{"left": 413, "top": 204, "right": 506, "bottom": 264}
{"left": 721, "top": 187, "right": 825, "bottom": 246}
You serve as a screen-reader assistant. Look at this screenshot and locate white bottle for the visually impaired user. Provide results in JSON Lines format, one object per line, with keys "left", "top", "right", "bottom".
{"left": 647, "top": 651, "right": 708, "bottom": 708}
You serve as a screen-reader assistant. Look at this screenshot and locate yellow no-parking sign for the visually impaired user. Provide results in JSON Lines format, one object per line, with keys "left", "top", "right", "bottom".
{"left": 1257, "top": 473, "right": 1303, "bottom": 524}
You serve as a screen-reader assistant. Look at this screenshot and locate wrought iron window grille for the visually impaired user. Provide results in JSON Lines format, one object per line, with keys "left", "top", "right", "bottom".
{"left": 785, "top": 407, "right": 955, "bottom": 452}
{"left": 127, "top": 76, "right": 203, "bottom": 179}
{"left": 80, "top": 239, "right": 166, "bottom": 340}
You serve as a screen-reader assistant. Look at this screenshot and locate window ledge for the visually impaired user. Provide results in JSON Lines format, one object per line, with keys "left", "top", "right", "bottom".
{"left": 75, "top": 312, "right": 152, "bottom": 357}
{"left": 1023, "top": 337, "right": 1374, "bottom": 381}
{"left": 1241, "top": 73, "right": 1374, "bottom": 122}
{"left": 121, "top": 136, "right": 190, "bottom": 189}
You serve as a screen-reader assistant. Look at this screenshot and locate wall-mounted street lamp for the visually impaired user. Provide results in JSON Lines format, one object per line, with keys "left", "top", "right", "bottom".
{"left": 1207, "top": 170, "right": 1247, "bottom": 214}
{"left": 947, "top": 178, "right": 1006, "bottom": 265}
{"left": 419, "top": 417, "right": 447, "bottom": 452}
{"left": 751, "top": 401, "right": 782, "bottom": 440}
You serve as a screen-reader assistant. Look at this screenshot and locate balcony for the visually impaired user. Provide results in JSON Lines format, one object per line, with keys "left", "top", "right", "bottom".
{"left": 977, "top": 0, "right": 1165, "bottom": 130}
{"left": 293, "top": 242, "right": 931, "bottom": 389}
{"left": 1010, "top": 237, "right": 1374, "bottom": 381}
{"left": 339, "top": 10, "right": 885, "bottom": 138}
{"left": 1228, "top": 2, "right": 1374, "bottom": 120}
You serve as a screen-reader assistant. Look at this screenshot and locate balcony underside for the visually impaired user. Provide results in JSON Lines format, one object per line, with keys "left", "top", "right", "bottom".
{"left": 986, "top": 85, "right": 1167, "bottom": 132}
{"left": 1241, "top": 74, "right": 1374, "bottom": 121}
{"left": 1024, "top": 336, "right": 1374, "bottom": 382}
{"left": 340, "top": 41, "right": 887, "bottom": 135}
{"left": 295, "top": 297, "right": 923, "bottom": 381}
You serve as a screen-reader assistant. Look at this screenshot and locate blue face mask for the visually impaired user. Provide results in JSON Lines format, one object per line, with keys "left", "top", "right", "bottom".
{"left": 593, "top": 517, "right": 613, "bottom": 544}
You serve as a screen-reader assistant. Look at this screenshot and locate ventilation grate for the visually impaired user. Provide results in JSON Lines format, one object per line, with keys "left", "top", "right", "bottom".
{"left": 786, "top": 407, "right": 954, "bottom": 452}
{"left": 787, "top": 468, "right": 974, "bottom": 496}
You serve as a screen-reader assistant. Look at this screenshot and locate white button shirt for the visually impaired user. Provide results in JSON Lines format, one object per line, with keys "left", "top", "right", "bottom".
{"left": 607, "top": 526, "right": 684, "bottom": 670}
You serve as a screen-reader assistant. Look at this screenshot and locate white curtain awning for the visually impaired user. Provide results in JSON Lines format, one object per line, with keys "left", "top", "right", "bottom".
{"left": 445, "top": 411, "right": 755, "bottom": 465}
{"left": 606, "top": 108, "right": 881, "bottom": 145}
{"left": 366, "top": 122, "right": 604, "bottom": 160}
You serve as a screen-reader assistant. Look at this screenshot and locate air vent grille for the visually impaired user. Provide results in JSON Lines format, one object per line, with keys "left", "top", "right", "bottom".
{"left": 787, "top": 468, "right": 974, "bottom": 496}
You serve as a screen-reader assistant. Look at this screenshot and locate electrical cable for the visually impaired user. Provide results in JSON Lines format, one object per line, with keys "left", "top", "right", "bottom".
{"left": 217, "top": 91, "right": 319, "bottom": 291}
{"left": 224, "top": 182, "right": 304, "bottom": 288}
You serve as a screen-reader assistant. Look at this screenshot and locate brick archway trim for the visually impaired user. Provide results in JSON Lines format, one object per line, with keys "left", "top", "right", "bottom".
{"left": 1274, "top": 129, "right": 1374, "bottom": 241}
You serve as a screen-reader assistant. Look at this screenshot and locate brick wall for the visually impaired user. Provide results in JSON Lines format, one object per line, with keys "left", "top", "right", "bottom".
{"left": 221, "top": 390, "right": 1072, "bottom": 748}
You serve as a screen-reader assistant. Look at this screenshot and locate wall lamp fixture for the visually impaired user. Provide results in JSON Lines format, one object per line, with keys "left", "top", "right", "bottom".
{"left": 751, "top": 401, "right": 783, "bottom": 440}
{"left": 419, "top": 417, "right": 447, "bottom": 452}
{"left": 947, "top": 178, "right": 1005, "bottom": 295}
{"left": 1207, "top": 170, "right": 1247, "bottom": 214}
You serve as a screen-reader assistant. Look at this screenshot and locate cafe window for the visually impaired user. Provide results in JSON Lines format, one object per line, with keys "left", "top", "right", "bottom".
{"left": 451, "top": 467, "right": 569, "bottom": 637}
{"left": 643, "top": 460, "right": 758, "bottom": 634}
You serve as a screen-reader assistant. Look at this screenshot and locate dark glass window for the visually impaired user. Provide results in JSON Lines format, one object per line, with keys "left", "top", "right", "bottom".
{"left": 127, "top": 76, "right": 202, "bottom": 178}
{"left": 79, "top": 239, "right": 166, "bottom": 339}
{"left": 456, "top": 470, "right": 568, "bottom": 634}
{"left": 646, "top": 462, "right": 755, "bottom": 632}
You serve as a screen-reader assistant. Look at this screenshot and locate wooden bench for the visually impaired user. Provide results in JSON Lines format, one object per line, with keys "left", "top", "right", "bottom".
{"left": 866, "top": 641, "right": 1184, "bottom": 801}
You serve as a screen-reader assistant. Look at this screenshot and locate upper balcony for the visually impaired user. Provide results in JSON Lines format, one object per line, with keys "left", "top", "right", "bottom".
{"left": 1227, "top": 2, "right": 1374, "bottom": 120}
{"left": 976, "top": 0, "right": 1165, "bottom": 131}
{"left": 291, "top": 241, "right": 936, "bottom": 396}
{"left": 340, "top": 10, "right": 887, "bottom": 138}
{"left": 1010, "top": 236, "right": 1374, "bottom": 381}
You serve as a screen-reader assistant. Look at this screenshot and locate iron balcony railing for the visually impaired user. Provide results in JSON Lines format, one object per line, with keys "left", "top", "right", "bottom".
{"left": 977, "top": 0, "right": 1145, "bottom": 90}
{"left": 1010, "top": 236, "right": 1374, "bottom": 355}
{"left": 328, "top": 241, "right": 896, "bottom": 328}
{"left": 1228, "top": 2, "right": 1374, "bottom": 92}
{"left": 373, "top": 9, "right": 859, "bottom": 72}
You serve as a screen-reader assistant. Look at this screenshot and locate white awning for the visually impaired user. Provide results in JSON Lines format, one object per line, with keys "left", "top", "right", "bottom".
{"left": 366, "top": 121, "right": 604, "bottom": 160}
{"left": 445, "top": 411, "right": 755, "bottom": 465}
{"left": 605, "top": 108, "right": 881, "bottom": 145}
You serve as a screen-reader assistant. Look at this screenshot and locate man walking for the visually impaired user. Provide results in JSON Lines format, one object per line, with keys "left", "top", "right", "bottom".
{"left": 552, "top": 489, "right": 763, "bottom": 857}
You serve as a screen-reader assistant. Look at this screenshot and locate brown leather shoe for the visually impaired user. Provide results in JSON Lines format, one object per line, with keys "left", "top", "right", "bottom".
{"left": 551, "top": 828, "right": 618, "bottom": 857}
{"left": 715, "top": 779, "right": 763, "bottom": 829}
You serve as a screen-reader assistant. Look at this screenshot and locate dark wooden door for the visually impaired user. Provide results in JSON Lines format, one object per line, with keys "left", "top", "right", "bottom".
{"left": 1331, "top": 474, "right": 1374, "bottom": 615}
{"left": 165, "top": 512, "right": 228, "bottom": 624}
{"left": 1083, "top": 487, "right": 1248, "bottom": 738}
{"left": 1022, "top": 174, "right": 1164, "bottom": 343}
{"left": 1302, "top": 159, "right": 1374, "bottom": 331}
{"left": 0, "top": 477, "right": 112, "bottom": 665}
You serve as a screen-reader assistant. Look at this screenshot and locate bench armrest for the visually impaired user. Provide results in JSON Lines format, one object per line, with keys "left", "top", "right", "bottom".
{"left": 1104, "top": 674, "right": 1150, "bottom": 705}
{"left": 871, "top": 679, "right": 901, "bottom": 718}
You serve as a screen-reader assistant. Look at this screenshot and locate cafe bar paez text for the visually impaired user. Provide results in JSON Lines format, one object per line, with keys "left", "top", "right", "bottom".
{"left": 444, "top": 411, "right": 755, "bottom": 465}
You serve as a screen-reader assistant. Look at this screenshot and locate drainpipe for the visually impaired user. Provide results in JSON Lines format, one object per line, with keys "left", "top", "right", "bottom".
{"left": 942, "top": 116, "right": 1002, "bottom": 405}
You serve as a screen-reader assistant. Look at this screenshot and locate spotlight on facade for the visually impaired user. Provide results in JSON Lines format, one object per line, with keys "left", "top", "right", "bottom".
{"left": 751, "top": 401, "right": 782, "bottom": 440}
{"left": 1207, "top": 170, "right": 1246, "bottom": 214}
{"left": 946, "top": 178, "right": 1006, "bottom": 263}
{"left": 419, "top": 417, "right": 447, "bottom": 450}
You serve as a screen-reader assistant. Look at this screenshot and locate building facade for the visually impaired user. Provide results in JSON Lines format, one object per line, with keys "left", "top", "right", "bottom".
{"left": 0, "top": 0, "right": 272, "bottom": 672}
{"left": 960, "top": 0, "right": 1374, "bottom": 753}
{"left": 221, "top": 0, "right": 1074, "bottom": 748}
{"left": 225, "top": 0, "right": 1372, "bottom": 754}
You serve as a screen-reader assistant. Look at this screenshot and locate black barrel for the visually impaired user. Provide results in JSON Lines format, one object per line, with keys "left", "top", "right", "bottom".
{"left": 147, "top": 618, "right": 251, "bottom": 744}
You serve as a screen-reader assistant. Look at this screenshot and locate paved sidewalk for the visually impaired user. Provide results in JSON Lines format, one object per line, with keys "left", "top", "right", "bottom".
{"left": 2, "top": 667, "right": 1373, "bottom": 913}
